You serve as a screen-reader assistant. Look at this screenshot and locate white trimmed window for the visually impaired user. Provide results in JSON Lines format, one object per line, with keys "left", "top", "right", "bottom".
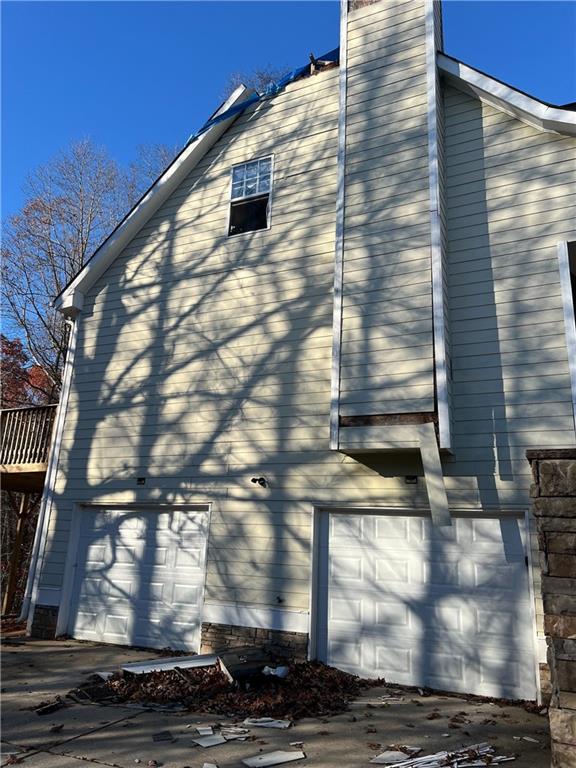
{"left": 228, "top": 157, "right": 272, "bottom": 236}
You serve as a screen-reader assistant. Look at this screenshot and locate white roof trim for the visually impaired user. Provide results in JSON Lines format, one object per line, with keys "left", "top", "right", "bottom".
{"left": 438, "top": 53, "right": 576, "bottom": 136}
{"left": 55, "top": 84, "right": 254, "bottom": 315}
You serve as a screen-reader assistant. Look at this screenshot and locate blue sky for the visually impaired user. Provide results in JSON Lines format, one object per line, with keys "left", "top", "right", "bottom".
{"left": 2, "top": 1, "right": 575, "bottom": 219}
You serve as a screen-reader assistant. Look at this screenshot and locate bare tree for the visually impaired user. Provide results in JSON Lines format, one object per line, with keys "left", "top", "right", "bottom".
{"left": 1, "top": 138, "right": 177, "bottom": 397}
{"left": 222, "top": 65, "right": 289, "bottom": 99}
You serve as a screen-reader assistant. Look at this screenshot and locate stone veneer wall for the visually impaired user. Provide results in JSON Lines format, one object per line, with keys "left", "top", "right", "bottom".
{"left": 527, "top": 449, "right": 576, "bottom": 768}
{"left": 200, "top": 622, "right": 308, "bottom": 662}
{"left": 30, "top": 605, "right": 58, "bottom": 639}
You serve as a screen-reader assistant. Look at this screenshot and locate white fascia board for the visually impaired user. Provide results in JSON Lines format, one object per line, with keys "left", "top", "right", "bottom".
{"left": 54, "top": 85, "right": 254, "bottom": 314}
{"left": 438, "top": 53, "right": 576, "bottom": 136}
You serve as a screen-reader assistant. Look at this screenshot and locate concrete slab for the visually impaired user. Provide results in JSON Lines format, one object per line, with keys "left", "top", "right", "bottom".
{"left": 48, "top": 698, "right": 551, "bottom": 768}
{"left": 50, "top": 710, "right": 261, "bottom": 768}
{"left": 1, "top": 700, "right": 139, "bottom": 752}
{"left": 1, "top": 640, "right": 551, "bottom": 768}
{"left": 2, "top": 749, "right": 107, "bottom": 767}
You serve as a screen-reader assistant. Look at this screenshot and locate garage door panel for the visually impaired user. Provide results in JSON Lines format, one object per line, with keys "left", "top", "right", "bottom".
{"left": 376, "top": 644, "right": 412, "bottom": 677}
{"left": 107, "top": 579, "right": 133, "bottom": 599}
{"left": 320, "top": 511, "right": 536, "bottom": 700}
{"left": 328, "top": 638, "right": 363, "bottom": 672}
{"left": 425, "top": 652, "right": 465, "bottom": 685}
{"left": 75, "top": 610, "right": 100, "bottom": 635}
{"left": 374, "top": 516, "right": 412, "bottom": 541}
{"left": 329, "top": 553, "right": 364, "bottom": 581}
{"left": 69, "top": 507, "right": 209, "bottom": 650}
{"left": 473, "top": 562, "right": 525, "bottom": 590}
{"left": 174, "top": 547, "right": 203, "bottom": 569}
{"left": 172, "top": 583, "right": 202, "bottom": 607}
{"left": 103, "top": 613, "right": 130, "bottom": 637}
{"left": 330, "top": 514, "right": 364, "bottom": 541}
{"left": 329, "top": 596, "right": 363, "bottom": 624}
{"left": 375, "top": 557, "right": 410, "bottom": 584}
{"left": 422, "top": 560, "right": 461, "bottom": 586}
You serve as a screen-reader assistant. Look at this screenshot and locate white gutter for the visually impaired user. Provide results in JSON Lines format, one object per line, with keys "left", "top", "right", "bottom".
{"left": 22, "top": 316, "right": 80, "bottom": 627}
{"left": 438, "top": 53, "right": 576, "bottom": 136}
{"left": 55, "top": 85, "right": 254, "bottom": 314}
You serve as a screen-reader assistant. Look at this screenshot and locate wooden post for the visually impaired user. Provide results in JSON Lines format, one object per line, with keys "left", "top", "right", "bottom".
{"left": 2, "top": 493, "right": 30, "bottom": 615}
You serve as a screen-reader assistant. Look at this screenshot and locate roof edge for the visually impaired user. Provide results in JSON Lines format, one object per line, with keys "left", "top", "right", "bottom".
{"left": 438, "top": 52, "right": 576, "bottom": 136}
{"left": 54, "top": 84, "right": 255, "bottom": 316}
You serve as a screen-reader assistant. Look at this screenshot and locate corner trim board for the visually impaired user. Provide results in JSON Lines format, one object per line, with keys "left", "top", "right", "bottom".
{"left": 557, "top": 241, "right": 576, "bottom": 433}
{"left": 425, "top": 0, "right": 451, "bottom": 451}
{"left": 524, "top": 509, "right": 543, "bottom": 705}
{"left": 23, "top": 317, "right": 81, "bottom": 629}
{"left": 329, "top": 0, "right": 349, "bottom": 451}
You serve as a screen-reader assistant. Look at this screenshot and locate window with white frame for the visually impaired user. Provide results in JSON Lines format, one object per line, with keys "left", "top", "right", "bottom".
{"left": 228, "top": 157, "right": 272, "bottom": 236}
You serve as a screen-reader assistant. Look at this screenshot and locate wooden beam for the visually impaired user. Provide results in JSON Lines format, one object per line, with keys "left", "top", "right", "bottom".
{"left": 419, "top": 423, "right": 451, "bottom": 527}
{"left": 340, "top": 413, "right": 437, "bottom": 427}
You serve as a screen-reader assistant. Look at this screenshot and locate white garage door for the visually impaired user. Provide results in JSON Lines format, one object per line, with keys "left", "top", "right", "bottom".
{"left": 68, "top": 507, "right": 209, "bottom": 650}
{"left": 317, "top": 512, "right": 536, "bottom": 700}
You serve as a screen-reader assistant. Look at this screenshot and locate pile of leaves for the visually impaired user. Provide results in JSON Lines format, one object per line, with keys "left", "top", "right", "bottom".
{"left": 0, "top": 615, "right": 27, "bottom": 636}
{"left": 100, "top": 661, "right": 381, "bottom": 718}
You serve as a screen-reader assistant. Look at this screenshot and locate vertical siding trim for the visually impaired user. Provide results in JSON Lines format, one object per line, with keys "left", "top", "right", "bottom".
{"left": 524, "top": 508, "right": 543, "bottom": 705}
{"left": 23, "top": 316, "right": 81, "bottom": 628}
{"left": 330, "top": 0, "right": 348, "bottom": 450}
{"left": 557, "top": 240, "right": 576, "bottom": 433}
{"left": 425, "top": 0, "right": 451, "bottom": 450}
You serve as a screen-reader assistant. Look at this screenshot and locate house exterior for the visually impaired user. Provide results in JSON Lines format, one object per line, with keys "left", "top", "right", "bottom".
{"left": 23, "top": 0, "right": 576, "bottom": 702}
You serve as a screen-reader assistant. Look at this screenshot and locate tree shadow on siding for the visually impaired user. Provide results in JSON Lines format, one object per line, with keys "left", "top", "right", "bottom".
{"left": 45, "top": 68, "right": 347, "bottom": 649}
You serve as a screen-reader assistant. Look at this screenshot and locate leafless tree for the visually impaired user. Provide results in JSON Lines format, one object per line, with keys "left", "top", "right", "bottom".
{"left": 222, "top": 65, "right": 288, "bottom": 99}
{"left": 1, "top": 138, "right": 177, "bottom": 398}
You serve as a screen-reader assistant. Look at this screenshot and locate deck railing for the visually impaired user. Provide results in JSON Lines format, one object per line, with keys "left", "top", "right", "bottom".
{"left": 1, "top": 404, "right": 58, "bottom": 467}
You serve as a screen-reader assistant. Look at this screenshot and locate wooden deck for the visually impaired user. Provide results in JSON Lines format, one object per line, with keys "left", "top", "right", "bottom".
{"left": 1, "top": 404, "right": 57, "bottom": 492}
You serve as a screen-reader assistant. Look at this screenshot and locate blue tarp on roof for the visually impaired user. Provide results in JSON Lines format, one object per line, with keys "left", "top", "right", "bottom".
{"left": 187, "top": 47, "right": 339, "bottom": 145}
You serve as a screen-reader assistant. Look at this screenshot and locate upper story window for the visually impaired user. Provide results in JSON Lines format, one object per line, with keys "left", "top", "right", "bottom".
{"left": 228, "top": 157, "right": 273, "bottom": 236}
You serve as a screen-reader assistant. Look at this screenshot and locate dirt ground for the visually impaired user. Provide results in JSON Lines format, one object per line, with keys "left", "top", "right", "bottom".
{"left": 1, "top": 638, "right": 551, "bottom": 767}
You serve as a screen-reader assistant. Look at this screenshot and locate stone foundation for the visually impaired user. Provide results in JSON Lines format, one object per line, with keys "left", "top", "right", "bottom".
{"left": 528, "top": 449, "right": 576, "bottom": 768}
{"left": 30, "top": 605, "right": 58, "bottom": 639}
{"left": 200, "top": 622, "right": 308, "bottom": 662}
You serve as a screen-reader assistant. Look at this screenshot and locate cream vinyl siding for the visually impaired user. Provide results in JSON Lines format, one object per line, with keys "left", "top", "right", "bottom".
{"left": 443, "top": 85, "right": 576, "bottom": 632}
{"left": 37, "top": 67, "right": 431, "bottom": 609}
{"left": 35, "top": 58, "right": 576, "bottom": 627}
{"left": 339, "top": 0, "right": 435, "bottom": 417}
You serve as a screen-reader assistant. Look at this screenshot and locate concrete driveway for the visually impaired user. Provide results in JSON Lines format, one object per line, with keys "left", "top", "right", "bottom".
{"left": 1, "top": 639, "right": 550, "bottom": 768}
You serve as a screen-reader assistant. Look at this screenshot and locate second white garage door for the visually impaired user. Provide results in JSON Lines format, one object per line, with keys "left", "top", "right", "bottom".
{"left": 316, "top": 512, "right": 537, "bottom": 700}
{"left": 68, "top": 506, "right": 209, "bottom": 650}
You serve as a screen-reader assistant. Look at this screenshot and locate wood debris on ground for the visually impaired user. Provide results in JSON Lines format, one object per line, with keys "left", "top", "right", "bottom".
{"left": 370, "top": 742, "right": 515, "bottom": 766}
{"left": 70, "top": 660, "right": 382, "bottom": 718}
{"left": 34, "top": 696, "right": 67, "bottom": 716}
{"left": 244, "top": 717, "right": 292, "bottom": 729}
{"left": 242, "top": 750, "right": 307, "bottom": 766}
